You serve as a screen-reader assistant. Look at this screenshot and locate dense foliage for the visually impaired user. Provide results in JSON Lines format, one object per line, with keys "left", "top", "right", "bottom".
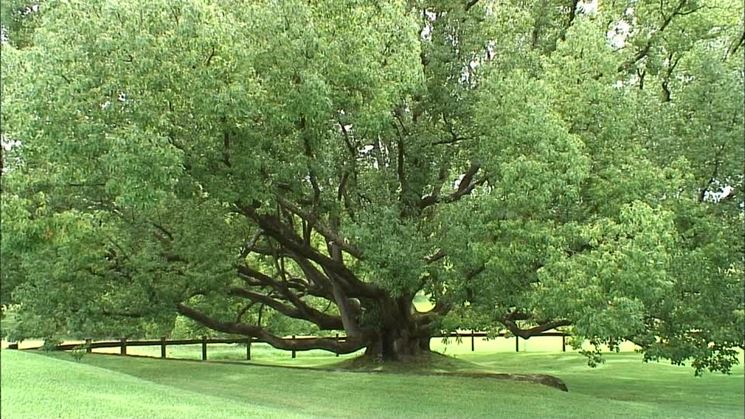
{"left": 2, "top": 0, "right": 743, "bottom": 369}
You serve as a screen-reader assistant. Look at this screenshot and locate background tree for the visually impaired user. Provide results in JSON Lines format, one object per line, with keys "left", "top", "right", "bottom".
{"left": 2, "top": 0, "right": 742, "bottom": 369}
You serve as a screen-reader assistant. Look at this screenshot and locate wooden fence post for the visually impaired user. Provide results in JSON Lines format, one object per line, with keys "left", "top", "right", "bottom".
{"left": 291, "top": 335, "right": 296, "bottom": 359}
{"left": 85, "top": 338, "right": 92, "bottom": 353}
{"left": 246, "top": 338, "right": 252, "bottom": 360}
{"left": 201, "top": 336, "right": 207, "bottom": 361}
{"left": 120, "top": 337, "right": 127, "bottom": 355}
{"left": 471, "top": 330, "right": 475, "bottom": 352}
{"left": 515, "top": 336, "right": 519, "bottom": 352}
{"left": 160, "top": 337, "right": 167, "bottom": 359}
{"left": 335, "top": 334, "right": 340, "bottom": 357}
{"left": 561, "top": 334, "right": 566, "bottom": 352}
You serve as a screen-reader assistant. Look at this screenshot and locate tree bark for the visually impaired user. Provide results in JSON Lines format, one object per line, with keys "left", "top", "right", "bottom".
{"left": 362, "top": 308, "right": 434, "bottom": 361}
{"left": 363, "top": 328, "right": 432, "bottom": 361}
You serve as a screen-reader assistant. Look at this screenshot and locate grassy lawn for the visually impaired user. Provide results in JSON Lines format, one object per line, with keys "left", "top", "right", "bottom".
{"left": 2, "top": 345, "right": 742, "bottom": 418}
{"left": 0, "top": 350, "right": 297, "bottom": 418}
{"left": 460, "top": 352, "right": 745, "bottom": 418}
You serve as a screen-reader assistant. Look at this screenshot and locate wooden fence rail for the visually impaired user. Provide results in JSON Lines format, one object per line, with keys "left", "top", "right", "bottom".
{"left": 7, "top": 331, "right": 568, "bottom": 361}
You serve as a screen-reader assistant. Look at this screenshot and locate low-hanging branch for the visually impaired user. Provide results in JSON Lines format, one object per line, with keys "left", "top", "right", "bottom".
{"left": 176, "top": 303, "right": 368, "bottom": 354}
{"left": 501, "top": 318, "right": 572, "bottom": 339}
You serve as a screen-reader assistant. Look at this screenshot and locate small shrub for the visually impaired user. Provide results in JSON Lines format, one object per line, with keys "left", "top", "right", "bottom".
{"left": 41, "top": 338, "right": 62, "bottom": 352}
{"left": 70, "top": 345, "right": 88, "bottom": 362}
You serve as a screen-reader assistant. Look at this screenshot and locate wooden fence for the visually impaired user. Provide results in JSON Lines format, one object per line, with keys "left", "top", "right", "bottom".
{"left": 6, "top": 331, "right": 569, "bottom": 361}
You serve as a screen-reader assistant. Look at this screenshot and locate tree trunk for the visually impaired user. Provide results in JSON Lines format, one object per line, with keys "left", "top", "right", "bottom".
{"left": 363, "top": 326, "right": 432, "bottom": 361}
{"left": 359, "top": 294, "right": 436, "bottom": 361}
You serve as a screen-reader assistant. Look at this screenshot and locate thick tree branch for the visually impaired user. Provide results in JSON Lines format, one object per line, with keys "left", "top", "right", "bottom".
{"left": 464, "top": 0, "right": 480, "bottom": 11}
{"left": 454, "top": 161, "right": 480, "bottom": 196}
{"left": 239, "top": 230, "right": 263, "bottom": 259}
{"left": 229, "top": 286, "right": 343, "bottom": 330}
{"left": 419, "top": 165, "right": 450, "bottom": 208}
{"left": 237, "top": 264, "right": 315, "bottom": 300}
{"left": 559, "top": 0, "right": 581, "bottom": 42}
{"left": 699, "top": 145, "right": 724, "bottom": 203}
{"left": 240, "top": 206, "right": 351, "bottom": 276}
{"left": 418, "top": 162, "right": 485, "bottom": 210}
{"left": 338, "top": 117, "right": 357, "bottom": 157}
{"left": 461, "top": 265, "right": 487, "bottom": 302}
{"left": 151, "top": 222, "right": 174, "bottom": 241}
{"left": 302, "top": 137, "right": 321, "bottom": 208}
{"left": 235, "top": 301, "right": 259, "bottom": 323}
{"left": 424, "top": 249, "right": 447, "bottom": 264}
{"left": 176, "top": 303, "right": 368, "bottom": 353}
{"left": 275, "top": 196, "right": 363, "bottom": 259}
{"left": 286, "top": 256, "right": 335, "bottom": 298}
{"left": 433, "top": 114, "right": 470, "bottom": 146}
{"left": 502, "top": 318, "right": 572, "bottom": 339}
{"left": 244, "top": 256, "right": 341, "bottom": 329}
{"left": 724, "top": 30, "right": 744, "bottom": 61}
{"left": 237, "top": 204, "right": 385, "bottom": 300}
{"left": 330, "top": 282, "right": 364, "bottom": 337}
{"left": 661, "top": 51, "right": 684, "bottom": 102}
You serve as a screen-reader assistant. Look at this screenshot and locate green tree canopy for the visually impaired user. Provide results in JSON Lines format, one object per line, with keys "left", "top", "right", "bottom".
{"left": 2, "top": 0, "right": 743, "bottom": 371}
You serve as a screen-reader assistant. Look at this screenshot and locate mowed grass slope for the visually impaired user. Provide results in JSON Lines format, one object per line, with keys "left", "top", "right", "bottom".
{"left": 0, "top": 350, "right": 299, "bottom": 418}
{"left": 4, "top": 348, "right": 742, "bottom": 418}
{"left": 460, "top": 352, "right": 745, "bottom": 418}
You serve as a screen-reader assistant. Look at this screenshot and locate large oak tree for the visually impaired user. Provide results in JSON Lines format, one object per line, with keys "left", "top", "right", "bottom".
{"left": 2, "top": 0, "right": 743, "bottom": 370}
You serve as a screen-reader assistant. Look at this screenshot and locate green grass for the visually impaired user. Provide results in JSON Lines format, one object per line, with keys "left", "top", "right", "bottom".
{"left": 459, "top": 352, "right": 745, "bottom": 418}
{"left": 3, "top": 347, "right": 742, "bottom": 418}
{"left": 0, "top": 349, "right": 299, "bottom": 418}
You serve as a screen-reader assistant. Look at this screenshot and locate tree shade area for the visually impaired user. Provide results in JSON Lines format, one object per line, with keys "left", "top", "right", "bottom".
{"left": 1, "top": 0, "right": 743, "bottom": 371}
